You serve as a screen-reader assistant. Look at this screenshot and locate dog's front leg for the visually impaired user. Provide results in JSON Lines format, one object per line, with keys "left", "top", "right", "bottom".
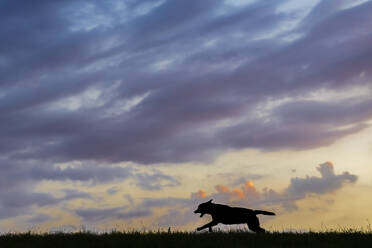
{"left": 196, "top": 221, "right": 217, "bottom": 232}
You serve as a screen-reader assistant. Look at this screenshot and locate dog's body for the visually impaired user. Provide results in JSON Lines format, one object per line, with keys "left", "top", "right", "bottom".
{"left": 194, "top": 200, "right": 275, "bottom": 233}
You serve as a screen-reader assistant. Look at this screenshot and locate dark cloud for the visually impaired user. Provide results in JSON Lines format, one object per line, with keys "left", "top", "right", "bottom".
{"left": 273, "top": 98, "right": 372, "bottom": 126}
{"left": 218, "top": 96, "right": 372, "bottom": 151}
{"left": 218, "top": 117, "right": 368, "bottom": 151}
{"left": 1, "top": 0, "right": 371, "bottom": 165}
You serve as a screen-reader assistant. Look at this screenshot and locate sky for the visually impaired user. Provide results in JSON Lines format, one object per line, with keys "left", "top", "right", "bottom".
{"left": 1, "top": 0, "right": 372, "bottom": 232}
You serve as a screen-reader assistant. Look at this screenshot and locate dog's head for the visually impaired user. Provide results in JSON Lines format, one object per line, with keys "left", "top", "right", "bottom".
{"left": 194, "top": 199, "right": 214, "bottom": 218}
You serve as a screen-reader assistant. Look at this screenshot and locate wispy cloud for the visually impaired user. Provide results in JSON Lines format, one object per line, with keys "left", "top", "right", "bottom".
{"left": 1, "top": 0, "right": 371, "bottom": 165}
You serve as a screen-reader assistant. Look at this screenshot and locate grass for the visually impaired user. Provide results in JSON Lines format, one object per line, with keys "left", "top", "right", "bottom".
{"left": 1, "top": 229, "right": 372, "bottom": 248}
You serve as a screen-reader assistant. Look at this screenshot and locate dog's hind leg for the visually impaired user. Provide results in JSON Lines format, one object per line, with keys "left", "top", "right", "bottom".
{"left": 247, "top": 216, "right": 266, "bottom": 233}
{"left": 196, "top": 221, "right": 218, "bottom": 232}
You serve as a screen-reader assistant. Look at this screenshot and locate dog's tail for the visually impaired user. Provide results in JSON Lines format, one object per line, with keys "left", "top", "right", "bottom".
{"left": 253, "top": 210, "right": 275, "bottom": 216}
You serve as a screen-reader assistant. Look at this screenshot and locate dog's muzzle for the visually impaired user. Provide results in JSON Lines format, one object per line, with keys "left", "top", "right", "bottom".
{"left": 194, "top": 209, "right": 204, "bottom": 217}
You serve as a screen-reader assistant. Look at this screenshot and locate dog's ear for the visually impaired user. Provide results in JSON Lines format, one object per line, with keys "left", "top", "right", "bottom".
{"left": 208, "top": 199, "right": 213, "bottom": 203}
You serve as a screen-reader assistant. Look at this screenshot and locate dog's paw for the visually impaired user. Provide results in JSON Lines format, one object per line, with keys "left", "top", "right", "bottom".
{"left": 196, "top": 227, "right": 202, "bottom": 231}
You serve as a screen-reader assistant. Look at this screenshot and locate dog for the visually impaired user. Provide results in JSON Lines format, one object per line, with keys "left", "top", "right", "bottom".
{"left": 194, "top": 199, "right": 275, "bottom": 233}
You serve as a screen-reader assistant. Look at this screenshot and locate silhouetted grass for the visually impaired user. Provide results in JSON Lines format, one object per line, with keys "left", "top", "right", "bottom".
{"left": 1, "top": 229, "right": 372, "bottom": 248}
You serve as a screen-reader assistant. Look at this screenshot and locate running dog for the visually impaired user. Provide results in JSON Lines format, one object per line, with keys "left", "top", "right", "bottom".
{"left": 194, "top": 199, "right": 275, "bottom": 233}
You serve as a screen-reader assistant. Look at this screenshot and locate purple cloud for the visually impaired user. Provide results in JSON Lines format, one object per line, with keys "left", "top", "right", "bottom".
{"left": 1, "top": 1, "right": 371, "bottom": 165}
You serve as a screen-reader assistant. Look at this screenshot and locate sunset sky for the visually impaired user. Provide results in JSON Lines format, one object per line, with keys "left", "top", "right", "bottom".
{"left": 1, "top": 0, "right": 372, "bottom": 232}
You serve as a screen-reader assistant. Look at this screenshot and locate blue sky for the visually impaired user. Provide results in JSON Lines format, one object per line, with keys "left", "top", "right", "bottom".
{"left": 1, "top": 0, "right": 372, "bottom": 232}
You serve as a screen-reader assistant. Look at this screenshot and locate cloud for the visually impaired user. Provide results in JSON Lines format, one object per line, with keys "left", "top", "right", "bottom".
{"left": 133, "top": 169, "right": 180, "bottom": 191}
{"left": 287, "top": 162, "right": 357, "bottom": 197}
{"left": 0, "top": 158, "right": 178, "bottom": 219}
{"left": 202, "top": 162, "right": 357, "bottom": 211}
{"left": 215, "top": 184, "right": 230, "bottom": 193}
{"left": 0, "top": 158, "right": 179, "bottom": 189}
{"left": 211, "top": 180, "right": 260, "bottom": 203}
{"left": 24, "top": 165, "right": 134, "bottom": 184}
{"left": 139, "top": 162, "right": 357, "bottom": 227}
{"left": 0, "top": 188, "right": 91, "bottom": 219}
{"left": 75, "top": 207, "right": 152, "bottom": 222}
{"left": 0, "top": 0, "right": 371, "bottom": 166}
{"left": 191, "top": 190, "right": 207, "bottom": 199}
{"left": 218, "top": 115, "right": 369, "bottom": 152}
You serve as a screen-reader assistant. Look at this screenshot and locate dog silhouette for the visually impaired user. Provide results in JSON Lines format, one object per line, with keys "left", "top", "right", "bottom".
{"left": 194, "top": 199, "right": 275, "bottom": 233}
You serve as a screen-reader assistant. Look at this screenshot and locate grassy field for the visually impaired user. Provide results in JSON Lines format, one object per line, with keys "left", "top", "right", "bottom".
{"left": 1, "top": 230, "right": 372, "bottom": 248}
